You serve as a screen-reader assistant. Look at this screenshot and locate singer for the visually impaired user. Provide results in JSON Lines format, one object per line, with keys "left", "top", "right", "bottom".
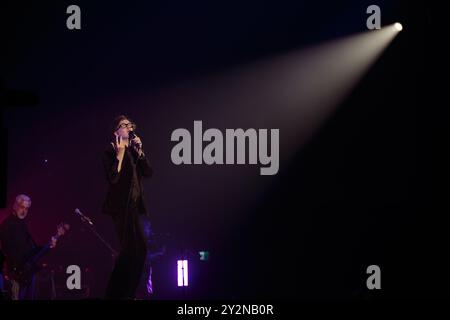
{"left": 102, "top": 115, "right": 153, "bottom": 299}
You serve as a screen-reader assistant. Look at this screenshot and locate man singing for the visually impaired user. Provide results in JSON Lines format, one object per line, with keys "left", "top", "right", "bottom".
{"left": 102, "top": 115, "right": 153, "bottom": 299}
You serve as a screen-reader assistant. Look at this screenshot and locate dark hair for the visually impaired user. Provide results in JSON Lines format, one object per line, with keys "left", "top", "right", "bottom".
{"left": 111, "top": 115, "right": 132, "bottom": 134}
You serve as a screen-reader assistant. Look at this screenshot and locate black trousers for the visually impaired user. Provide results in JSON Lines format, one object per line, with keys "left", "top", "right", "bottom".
{"left": 105, "top": 202, "right": 147, "bottom": 299}
{"left": 135, "top": 216, "right": 154, "bottom": 299}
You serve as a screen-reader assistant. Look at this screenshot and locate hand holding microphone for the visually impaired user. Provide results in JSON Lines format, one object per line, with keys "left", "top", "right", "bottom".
{"left": 129, "top": 131, "right": 144, "bottom": 156}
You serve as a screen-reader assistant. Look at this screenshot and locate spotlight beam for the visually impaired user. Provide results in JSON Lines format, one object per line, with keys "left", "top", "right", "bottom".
{"left": 162, "top": 23, "right": 404, "bottom": 214}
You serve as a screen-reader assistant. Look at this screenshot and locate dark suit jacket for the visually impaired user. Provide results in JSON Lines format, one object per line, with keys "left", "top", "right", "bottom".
{"left": 102, "top": 145, "right": 153, "bottom": 216}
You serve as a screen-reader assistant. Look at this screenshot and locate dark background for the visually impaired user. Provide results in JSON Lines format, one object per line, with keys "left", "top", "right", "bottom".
{"left": 0, "top": 0, "right": 448, "bottom": 299}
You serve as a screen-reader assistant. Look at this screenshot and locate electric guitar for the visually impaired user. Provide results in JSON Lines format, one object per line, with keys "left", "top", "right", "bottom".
{"left": 10, "top": 222, "right": 70, "bottom": 286}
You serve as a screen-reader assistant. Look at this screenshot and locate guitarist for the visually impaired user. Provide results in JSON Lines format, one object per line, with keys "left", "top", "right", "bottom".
{"left": 0, "top": 194, "right": 58, "bottom": 300}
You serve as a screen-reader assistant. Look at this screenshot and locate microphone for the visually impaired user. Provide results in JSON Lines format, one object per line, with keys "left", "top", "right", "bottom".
{"left": 74, "top": 208, "right": 94, "bottom": 226}
{"left": 128, "top": 131, "right": 142, "bottom": 150}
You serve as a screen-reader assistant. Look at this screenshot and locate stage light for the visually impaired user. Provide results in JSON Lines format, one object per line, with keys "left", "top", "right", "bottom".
{"left": 394, "top": 23, "right": 403, "bottom": 31}
{"left": 177, "top": 259, "right": 188, "bottom": 287}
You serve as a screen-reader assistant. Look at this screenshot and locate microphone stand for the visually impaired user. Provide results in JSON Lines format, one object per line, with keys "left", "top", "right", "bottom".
{"left": 77, "top": 213, "right": 118, "bottom": 259}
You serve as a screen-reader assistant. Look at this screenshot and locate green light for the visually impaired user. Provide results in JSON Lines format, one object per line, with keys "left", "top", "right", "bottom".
{"left": 199, "top": 251, "right": 209, "bottom": 261}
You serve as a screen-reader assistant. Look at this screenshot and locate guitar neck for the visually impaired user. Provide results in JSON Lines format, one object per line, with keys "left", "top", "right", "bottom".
{"left": 27, "top": 234, "right": 60, "bottom": 265}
